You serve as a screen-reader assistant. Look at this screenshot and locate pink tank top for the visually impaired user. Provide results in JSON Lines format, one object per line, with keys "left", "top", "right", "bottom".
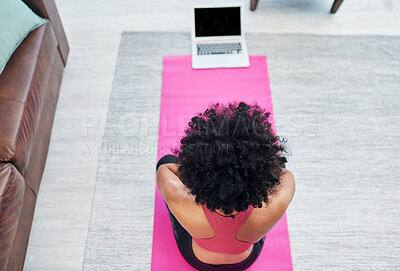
{"left": 192, "top": 204, "right": 255, "bottom": 254}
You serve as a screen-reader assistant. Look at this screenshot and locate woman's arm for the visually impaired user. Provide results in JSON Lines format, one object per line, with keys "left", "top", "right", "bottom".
{"left": 156, "top": 163, "right": 207, "bottom": 237}
{"left": 164, "top": 163, "right": 180, "bottom": 176}
{"left": 245, "top": 168, "right": 296, "bottom": 243}
{"left": 156, "top": 163, "right": 192, "bottom": 203}
{"left": 259, "top": 169, "right": 295, "bottom": 237}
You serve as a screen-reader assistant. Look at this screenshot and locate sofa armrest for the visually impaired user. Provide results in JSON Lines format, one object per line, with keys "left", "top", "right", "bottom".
{"left": 0, "top": 163, "right": 25, "bottom": 271}
{"left": 22, "top": 0, "right": 69, "bottom": 65}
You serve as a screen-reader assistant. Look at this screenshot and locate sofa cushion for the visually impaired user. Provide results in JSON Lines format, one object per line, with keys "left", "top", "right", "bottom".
{"left": 0, "top": 22, "right": 58, "bottom": 185}
{"left": 0, "top": 0, "right": 46, "bottom": 74}
{"left": 0, "top": 163, "right": 25, "bottom": 270}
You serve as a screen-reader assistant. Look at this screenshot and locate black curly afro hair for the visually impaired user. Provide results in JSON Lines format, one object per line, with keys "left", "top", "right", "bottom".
{"left": 172, "top": 101, "right": 289, "bottom": 215}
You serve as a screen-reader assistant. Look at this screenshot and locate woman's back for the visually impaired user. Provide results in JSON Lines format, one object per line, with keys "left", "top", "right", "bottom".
{"left": 164, "top": 168, "right": 295, "bottom": 265}
{"left": 192, "top": 204, "right": 255, "bottom": 254}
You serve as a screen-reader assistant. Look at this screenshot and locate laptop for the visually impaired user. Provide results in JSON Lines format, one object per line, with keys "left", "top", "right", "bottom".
{"left": 191, "top": 3, "right": 250, "bottom": 69}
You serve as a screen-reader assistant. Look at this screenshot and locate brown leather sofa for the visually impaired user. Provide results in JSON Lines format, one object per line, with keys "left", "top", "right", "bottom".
{"left": 0, "top": 1, "right": 69, "bottom": 270}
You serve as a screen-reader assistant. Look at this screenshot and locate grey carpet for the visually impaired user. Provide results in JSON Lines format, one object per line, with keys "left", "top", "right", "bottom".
{"left": 83, "top": 32, "right": 400, "bottom": 271}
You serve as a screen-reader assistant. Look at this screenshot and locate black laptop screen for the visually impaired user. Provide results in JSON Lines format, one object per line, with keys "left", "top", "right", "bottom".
{"left": 195, "top": 7, "right": 241, "bottom": 37}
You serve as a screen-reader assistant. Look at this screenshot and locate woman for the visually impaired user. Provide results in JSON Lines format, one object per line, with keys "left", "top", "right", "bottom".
{"left": 156, "top": 102, "right": 295, "bottom": 270}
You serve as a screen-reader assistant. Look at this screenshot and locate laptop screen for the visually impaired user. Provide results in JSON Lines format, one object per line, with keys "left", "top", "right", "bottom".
{"left": 195, "top": 7, "right": 241, "bottom": 37}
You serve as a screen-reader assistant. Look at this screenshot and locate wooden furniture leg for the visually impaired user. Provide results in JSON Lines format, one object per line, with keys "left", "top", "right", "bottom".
{"left": 250, "top": 0, "right": 259, "bottom": 11}
{"left": 331, "top": 0, "right": 344, "bottom": 13}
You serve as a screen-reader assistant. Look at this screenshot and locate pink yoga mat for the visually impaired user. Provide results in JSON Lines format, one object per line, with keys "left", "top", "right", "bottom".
{"left": 151, "top": 55, "right": 293, "bottom": 270}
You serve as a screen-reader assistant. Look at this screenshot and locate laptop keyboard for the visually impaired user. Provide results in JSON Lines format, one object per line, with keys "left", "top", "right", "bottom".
{"left": 197, "top": 43, "right": 242, "bottom": 55}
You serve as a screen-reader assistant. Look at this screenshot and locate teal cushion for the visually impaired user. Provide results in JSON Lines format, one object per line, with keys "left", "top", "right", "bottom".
{"left": 0, "top": 0, "right": 45, "bottom": 74}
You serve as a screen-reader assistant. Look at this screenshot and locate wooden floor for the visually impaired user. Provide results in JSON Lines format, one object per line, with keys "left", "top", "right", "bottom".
{"left": 24, "top": 0, "right": 400, "bottom": 270}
